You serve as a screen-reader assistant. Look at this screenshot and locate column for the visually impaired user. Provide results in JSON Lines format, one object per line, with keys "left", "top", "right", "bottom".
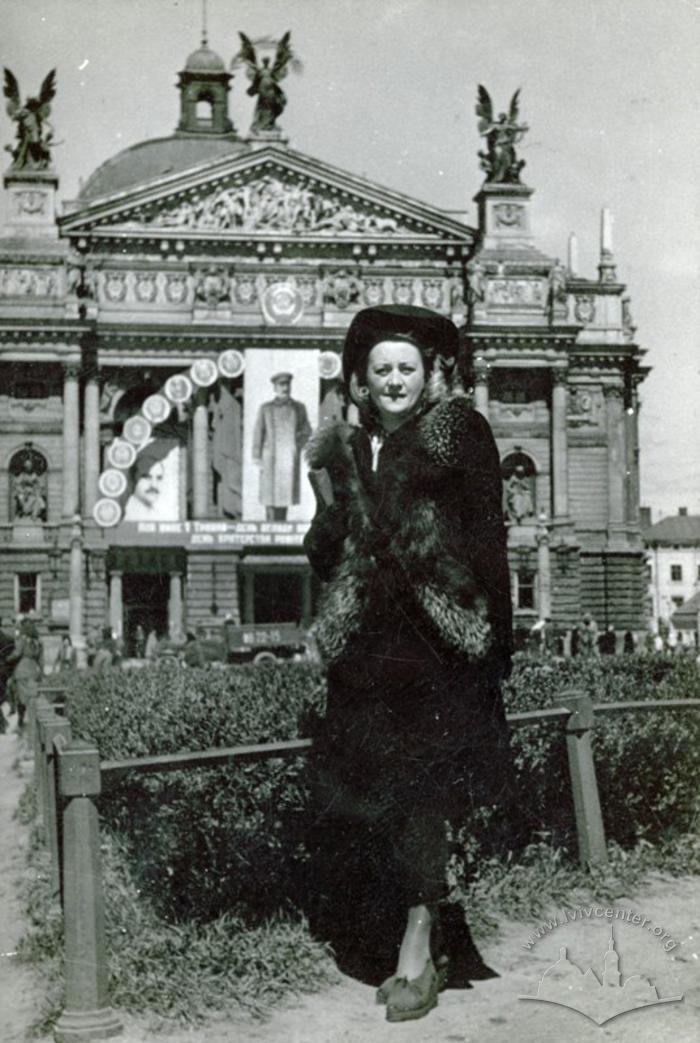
{"left": 62, "top": 361, "right": 81, "bottom": 518}
{"left": 551, "top": 367, "right": 569, "bottom": 519}
{"left": 68, "top": 518, "right": 86, "bottom": 666}
{"left": 624, "top": 392, "right": 640, "bottom": 526}
{"left": 83, "top": 367, "right": 100, "bottom": 518}
{"left": 109, "top": 571, "right": 123, "bottom": 639}
{"left": 604, "top": 385, "right": 626, "bottom": 529}
{"left": 472, "top": 358, "right": 490, "bottom": 420}
{"left": 192, "top": 389, "right": 209, "bottom": 519}
{"left": 536, "top": 513, "right": 552, "bottom": 618}
{"left": 168, "top": 571, "right": 183, "bottom": 640}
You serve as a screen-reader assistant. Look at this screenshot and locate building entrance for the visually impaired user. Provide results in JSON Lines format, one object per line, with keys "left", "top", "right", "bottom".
{"left": 123, "top": 573, "right": 169, "bottom": 655}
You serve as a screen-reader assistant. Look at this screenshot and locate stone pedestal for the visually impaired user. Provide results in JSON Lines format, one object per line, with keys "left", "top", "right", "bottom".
{"left": 3, "top": 167, "right": 59, "bottom": 239}
{"left": 473, "top": 182, "right": 535, "bottom": 252}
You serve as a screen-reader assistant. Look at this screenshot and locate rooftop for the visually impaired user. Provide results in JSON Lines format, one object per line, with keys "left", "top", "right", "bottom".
{"left": 76, "top": 134, "right": 248, "bottom": 204}
{"left": 643, "top": 514, "right": 700, "bottom": 546}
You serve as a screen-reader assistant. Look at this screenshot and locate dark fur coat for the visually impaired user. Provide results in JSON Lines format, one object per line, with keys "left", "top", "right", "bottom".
{"left": 304, "top": 394, "right": 513, "bottom": 679}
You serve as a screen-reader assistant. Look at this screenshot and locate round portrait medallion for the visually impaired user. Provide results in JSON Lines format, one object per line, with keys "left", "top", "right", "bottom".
{"left": 123, "top": 415, "right": 152, "bottom": 446}
{"left": 217, "top": 349, "right": 246, "bottom": 380}
{"left": 98, "top": 469, "right": 128, "bottom": 498}
{"left": 93, "top": 498, "right": 122, "bottom": 528}
{"left": 107, "top": 439, "right": 137, "bottom": 470}
{"left": 190, "top": 357, "right": 219, "bottom": 387}
{"left": 319, "top": 350, "right": 342, "bottom": 380}
{"left": 142, "top": 394, "right": 172, "bottom": 425}
{"left": 164, "top": 373, "right": 194, "bottom": 404}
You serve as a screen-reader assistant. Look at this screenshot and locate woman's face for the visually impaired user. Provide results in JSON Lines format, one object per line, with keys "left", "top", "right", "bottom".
{"left": 364, "top": 340, "right": 426, "bottom": 430}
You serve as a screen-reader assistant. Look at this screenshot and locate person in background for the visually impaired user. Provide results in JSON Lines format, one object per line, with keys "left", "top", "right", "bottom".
{"left": 579, "top": 612, "right": 599, "bottom": 657}
{"left": 0, "top": 621, "right": 15, "bottom": 734}
{"left": 8, "top": 617, "right": 42, "bottom": 736}
{"left": 623, "top": 630, "right": 636, "bottom": 654}
{"left": 134, "top": 624, "right": 146, "bottom": 659}
{"left": 144, "top": 628, "right": 159, "bottom": 660}
{"left": 569, "top": 624, "right": 580, "bottom": 657}
{"left": 93, "top": 627, "right": 117, "bottom": 673}
{"left": 184, "top": 625, "right": 207, "bottom": 668}
{"left": 599, "top": 624, "right": 617, "bottom": 655}
{"left": 58, "top": 635, "right": 73, "bottom": 672}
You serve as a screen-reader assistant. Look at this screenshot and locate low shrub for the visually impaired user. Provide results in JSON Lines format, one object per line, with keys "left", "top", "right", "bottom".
{"left": 21, "top": 652, "right": 699, "bottom": 1027}
{"left": 62, "top": 654, "right": 700, "bottom": 926}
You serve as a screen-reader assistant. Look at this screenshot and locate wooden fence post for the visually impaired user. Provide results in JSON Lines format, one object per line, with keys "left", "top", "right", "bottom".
{"left": 53, "top": 737, "right": 122, "bottom": 1042}
{"left": 563, "top": 689, "right": 608, "bottom": 868}
{"left": 43, "top": 717, "right": 72, "bottom": 899}
{"left": 34, "top": 698, "right": 55, "bottom": 836}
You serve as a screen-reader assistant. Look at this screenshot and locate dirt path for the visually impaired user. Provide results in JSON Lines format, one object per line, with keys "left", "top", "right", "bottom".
{"left": 0, "top": 713, "right": 49, "bottom": 1043}
{"left": 1, "top": 717, "right": 698, "bottom": 1043}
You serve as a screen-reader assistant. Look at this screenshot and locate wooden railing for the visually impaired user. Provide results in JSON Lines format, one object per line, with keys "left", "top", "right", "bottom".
{"left": 30, "top": 684, "right": 700, "bottom": 1042}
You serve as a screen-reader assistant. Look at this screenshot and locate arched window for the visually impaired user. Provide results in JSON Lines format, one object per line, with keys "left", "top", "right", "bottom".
{"left": 501, "top": 450, "right": 537, "bottom": 525}
{"left": 195, "top": 98, "right": 214, "bottom": 125}
{"left": 9, "top": 446, "right": 48, "bottom": 523}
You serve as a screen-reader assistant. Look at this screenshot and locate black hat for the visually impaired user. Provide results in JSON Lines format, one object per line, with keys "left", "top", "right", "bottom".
{"left": 342, "top": 305, "right": 459, "bottom": 385}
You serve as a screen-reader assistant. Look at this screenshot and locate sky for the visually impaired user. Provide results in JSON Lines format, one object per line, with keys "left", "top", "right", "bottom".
{"left": 2, "top": 0, "right": 698, "bottom": 520}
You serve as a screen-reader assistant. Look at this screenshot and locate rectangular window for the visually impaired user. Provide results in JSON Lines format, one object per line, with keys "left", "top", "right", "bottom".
{"left": 516, "top": 569, "right": 535, "bottom": 610}
{"left": 16, "top": 572, "right": 39, "bottom": 614}
{"left": 671, "top": 597, "right": 684, "bottom": 609}
{"left": 670, "top": 564, "right": 683, "bottom": 582}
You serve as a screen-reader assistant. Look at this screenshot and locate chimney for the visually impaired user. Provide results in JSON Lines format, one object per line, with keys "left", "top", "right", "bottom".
{"left": 639, "top": 506, "right": 652, "bottom": 529}
{"left": 678, "top": 507, "right": 688, "bottom": 516}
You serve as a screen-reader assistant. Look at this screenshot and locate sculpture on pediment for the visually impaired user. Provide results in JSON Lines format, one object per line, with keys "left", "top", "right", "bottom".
{"left": 10, "top": 449, "right": 47, "bottom": 522}
{"left": 150, "top": 177, "right": 404, "bottom": 236}
{"left": 475, "top": 86, "right": 528, "bottom": 184}
{"left": 237, "top": 32, "right": 295, "bottom": 134}
{"left": 3, "top": 68, "right": 56, "bottom": 170}
{"left": 324, "top": 269, "right": 361, "bottom": 309}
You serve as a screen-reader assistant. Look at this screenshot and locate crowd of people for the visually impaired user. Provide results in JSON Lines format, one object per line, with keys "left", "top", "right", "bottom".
{"left": 517, "top": 613, "right": 696, "bottom": 659}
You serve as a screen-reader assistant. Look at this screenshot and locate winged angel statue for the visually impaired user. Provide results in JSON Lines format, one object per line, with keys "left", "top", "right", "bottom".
{"left": 236, "top": 32, "right": 298, "bottom": 134}
{"left": 475, "top": 85, "right": 528, "bottom": 184}
{"left": 3, "top": 68, "right": 56, "bottom": 169}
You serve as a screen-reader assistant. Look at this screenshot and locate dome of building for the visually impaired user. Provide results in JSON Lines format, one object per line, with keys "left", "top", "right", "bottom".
{"left": 77, "top": 134, "right": 248, "bottom": 203}
{"left": 184, "top": 43, "right": 226, "bottom": 73}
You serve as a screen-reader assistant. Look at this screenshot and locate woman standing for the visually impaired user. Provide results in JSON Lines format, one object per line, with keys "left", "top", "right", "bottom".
{"left": 303, "top": 305, "right": 516, "bottom": 1023}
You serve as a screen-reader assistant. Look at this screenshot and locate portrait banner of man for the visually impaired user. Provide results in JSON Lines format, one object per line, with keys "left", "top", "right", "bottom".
{"left": 242, "top": 349, "right": 318, "bottom": 522}
{"left": 122, "top": 436, "right": 184, "bottom": 522}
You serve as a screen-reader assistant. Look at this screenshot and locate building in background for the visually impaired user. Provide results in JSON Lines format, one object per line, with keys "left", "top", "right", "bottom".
{"left": 643, "top": 508, "right": 700, "bottom": 641}
{"left": 0, "top": 36, "right": 649, "bottom": 657}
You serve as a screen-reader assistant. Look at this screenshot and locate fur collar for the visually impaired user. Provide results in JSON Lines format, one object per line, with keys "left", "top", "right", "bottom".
{"left": 305, "top": 392, "right": 494, "bottom": 665}
{"left": 305, "top": 391, "right": 473, "bottom": 473}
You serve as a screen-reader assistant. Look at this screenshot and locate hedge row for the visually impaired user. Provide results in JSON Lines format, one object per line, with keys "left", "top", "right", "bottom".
{"left": 63, "top": 653, "right": 700, "bottom": 924}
